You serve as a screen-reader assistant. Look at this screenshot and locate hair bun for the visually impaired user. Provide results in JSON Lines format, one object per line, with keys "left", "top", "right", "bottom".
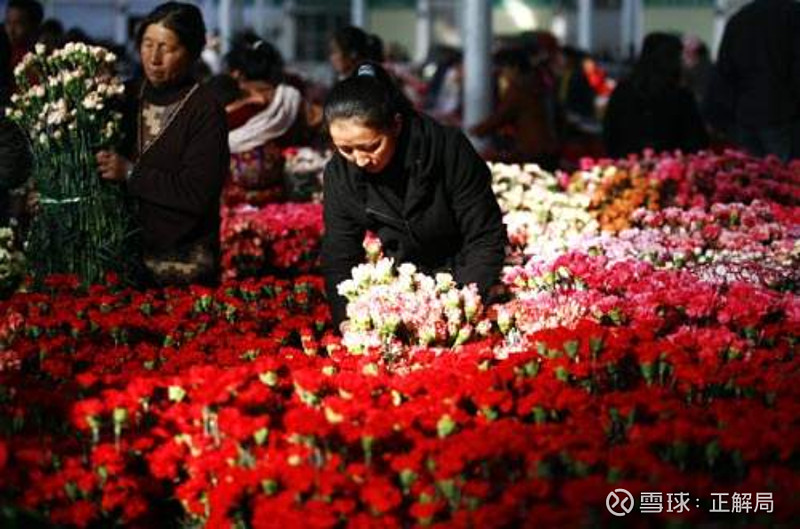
{"left": 356, "top": 63, "right": 377, "bottom": 78}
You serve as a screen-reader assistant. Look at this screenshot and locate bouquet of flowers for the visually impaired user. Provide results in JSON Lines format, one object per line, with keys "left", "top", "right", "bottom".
{"left": 282, "top": 147, "right": 330, "bottom": 203}
{"left": 7, "top": 43, "right": 136, "bottom": 285}
{"left": 490, "top": 163, "right": 598, "bottom": 262}
{"left": 338, "top": 258, "right": 493, "bottom": 359}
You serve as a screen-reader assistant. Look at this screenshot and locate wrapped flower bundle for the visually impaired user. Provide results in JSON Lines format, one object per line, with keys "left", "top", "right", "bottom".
{"left": 0, "top": 228, "right": 24, "bottom": 297}
{"left": 7, "top": 43, "right": 136, "bottom": 285}
{"left": 282, "top": 146, "right": 330, "bottom": 202}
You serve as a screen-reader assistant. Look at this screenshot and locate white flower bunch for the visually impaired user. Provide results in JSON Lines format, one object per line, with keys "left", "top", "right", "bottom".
{"left": 8, "top": 42, "right": 124, "bottom": 150}
{"left": 338, "top": 258, "right": 493, "bottom": 357}
{"left": 490, "top": 162, "right": 599, "bottom": 260}
{"left": 284, "top": 147, "right": 331, "bottom": 174}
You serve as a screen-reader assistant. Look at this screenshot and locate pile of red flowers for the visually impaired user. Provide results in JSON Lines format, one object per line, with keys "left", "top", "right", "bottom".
{"left": 1, "top": 268, "right": 799, "bottom": 527}
{"left": 220, "top": 203, "right": 323, "bottom": 281}
{"left": 1, "top": 149, "right": 799, "bottom": 527}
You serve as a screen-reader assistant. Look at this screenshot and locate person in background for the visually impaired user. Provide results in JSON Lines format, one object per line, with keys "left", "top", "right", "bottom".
{"left": 715, "top": 0, "right": 800, "bottom": 161}
{"left": 321, "top": 62, "right": 507, "bottom": 328}
{"left": 95, "top": 1, "right": 228, "bottom": 286}
{"left": 218, "top": 38, "right": 307, "bottom": 199}
{"left": 682, "top": 37, "right": 712, "bottom": 112}
{"left": 4, "top": 0, "right": 43, "bottom": 68}
{"left": 328, "top": 26, "right": 383, "bottom": 80}
{"left": 37, "top": 18, "right": 63, "bottom": 53}
{"left": 201, "top": 30, "right": 222, "bottom": 75}
{"left": 603, "top": 32, "right": 709, "bottom": 158}
{"left": 557, "top": 46, "right": 596, "bottom": 125}
{"left": 470, "top": 47, "right": 559, "bottom": 169}
{"left": 423, "top": 46, "right": 463, "bottom": 126}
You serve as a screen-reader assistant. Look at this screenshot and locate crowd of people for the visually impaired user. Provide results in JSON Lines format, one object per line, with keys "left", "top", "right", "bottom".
{"left": 2, "top": 0, "right": 799, "bottom": 320}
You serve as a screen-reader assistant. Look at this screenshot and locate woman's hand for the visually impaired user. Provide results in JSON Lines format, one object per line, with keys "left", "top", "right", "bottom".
{"left": 96, "top": 151, "right": 131, "bottom": 182}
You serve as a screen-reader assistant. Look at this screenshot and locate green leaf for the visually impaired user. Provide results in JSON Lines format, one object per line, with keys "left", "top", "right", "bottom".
{"left": 259, "top": 371, "right": 278, "bottom": 387}
{"left": 399, "top": 469, "right": 416, "bottom": 493}
{"left": 168, "top": 385, "right": 186, "bottom": 403}
{"left": 481, "top": 406, "right": 498, "bottom": 421}
{"left": 640, "top": 362, "right": 654, "bottom": 385}
{"left": 705, "top": 440, "right": 720, "bottom": 467}
{"left": 112, "top": 407, "right": 127, "bottom": 425}
{"left": 437, "top": 479, "right": 459, "bottom": 506}
{"left": 261, "top": 479, "right": 278, "bottom": 495}
{"left": 254, "top": 427, "right": 269, "bottom": 446}
{"left": 437, "top": 414, "right": 456, "bottom": 438}
{"left": 563, "top": 340, "right": 579, "bottom": 359}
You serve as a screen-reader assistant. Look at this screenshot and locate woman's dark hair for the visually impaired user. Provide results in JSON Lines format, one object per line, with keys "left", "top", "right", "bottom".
{"left": 631, "top": 32, "right": 683, "bottom": 99}
{"left": 226, "top": 37, "right": 284, "bottom": 84}
{"left": 7, "top": 0, "right": 44, "bottom": 27}
{"left": 135, "top": 2, "right": 206, "bottom": 61}
{"left": 205, "top": 73, "right": 242, "bottom": 107}
{"left": 331, "top": 26, "right": 384, "bottom": 64}
{"left": 331, "top": 26, "right": 370, "bottom": 61}
{"left": 366, "top": 33, "right": 384, "bottom": 63}
{"left": 324, "top": 61, "right": 413, "bottom": 131}
{"left": 494, "top": 47, "right": 532, "bottom": 75}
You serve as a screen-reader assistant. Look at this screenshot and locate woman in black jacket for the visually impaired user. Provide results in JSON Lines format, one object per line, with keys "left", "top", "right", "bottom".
{"left": 603, "top": 32, "right": 709, "bottom": 158}
{"left": 322, "top": 62, "right": 507, "bottom": 328}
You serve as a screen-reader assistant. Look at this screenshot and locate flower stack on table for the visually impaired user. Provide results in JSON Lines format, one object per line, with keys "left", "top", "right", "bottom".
{"left": 219, "top": 148, "right": 329, "bottom": 280}
{"left": 1, "top": 149, "right": 800, "bottom": 527}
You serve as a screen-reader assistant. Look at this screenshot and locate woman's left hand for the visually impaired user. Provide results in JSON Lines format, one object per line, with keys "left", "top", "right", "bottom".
{"left": 96, "top": 151, "right": 132, "bottom": 182}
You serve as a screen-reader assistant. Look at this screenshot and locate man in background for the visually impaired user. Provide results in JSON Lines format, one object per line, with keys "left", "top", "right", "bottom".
{"left": 716, "top": 0, "right": 800, "bottom": 160}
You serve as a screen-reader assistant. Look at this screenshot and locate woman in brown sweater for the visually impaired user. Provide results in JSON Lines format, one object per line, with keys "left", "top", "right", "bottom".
{"left": 96, "top": 2, "right": 229, "bottom": 286}
{"left": 469, "top": 47, "right": 559, "bottom": 169}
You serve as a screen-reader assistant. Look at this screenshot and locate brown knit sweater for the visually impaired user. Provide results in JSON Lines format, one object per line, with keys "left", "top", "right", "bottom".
{"left": 124, "top": 79, "right": 229, "bottom": 254}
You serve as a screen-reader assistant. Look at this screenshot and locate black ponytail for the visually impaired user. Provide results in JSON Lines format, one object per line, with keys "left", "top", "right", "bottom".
{"left": 323, "top": 61, "right": 413, "bottom": 131}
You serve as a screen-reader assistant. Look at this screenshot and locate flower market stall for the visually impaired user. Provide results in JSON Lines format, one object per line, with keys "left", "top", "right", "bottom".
{"left": 1, "top": 147, "right": 799, "bottom": 528}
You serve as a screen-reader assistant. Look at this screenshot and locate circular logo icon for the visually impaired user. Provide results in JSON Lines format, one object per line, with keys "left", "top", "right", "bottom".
{"left": 606, "top": 488, "right": 635, "bottom": 516}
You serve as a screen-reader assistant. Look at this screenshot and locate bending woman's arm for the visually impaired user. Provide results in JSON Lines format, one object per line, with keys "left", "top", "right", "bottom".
{"left": 445, "top": 129, "right": 507, "bottom": 297}
{"left": 321, "top": 157, "right": 367, "bottom": 327}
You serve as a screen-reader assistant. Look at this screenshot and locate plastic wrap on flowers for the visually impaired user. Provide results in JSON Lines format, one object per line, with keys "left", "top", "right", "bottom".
{"left": 220, "top": 202, "right": 323, "bottom": 279}
{"left": 7, "top": 43, "right": 137, "bottom": 285}
{"left": 338, "top": 258, "right": 494, "bottom": 359}
{"left": 0, "top": 228, "right": 25, "bottom": 298}
{"left": 282, "top": 147, "right": 330, "bottom": 203}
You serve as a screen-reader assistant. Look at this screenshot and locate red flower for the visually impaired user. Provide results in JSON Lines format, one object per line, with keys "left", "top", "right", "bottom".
{"left": 360, "top": 476, "right": 402, "bottom": 514}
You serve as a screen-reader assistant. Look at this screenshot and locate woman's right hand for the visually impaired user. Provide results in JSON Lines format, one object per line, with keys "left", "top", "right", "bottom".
{"left": 96, "top": 151, "right": 132, "bottom": 182}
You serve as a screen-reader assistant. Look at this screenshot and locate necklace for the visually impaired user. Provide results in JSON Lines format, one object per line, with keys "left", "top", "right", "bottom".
{"left": 136, "top": 82, "right": 199, "bottom": 160}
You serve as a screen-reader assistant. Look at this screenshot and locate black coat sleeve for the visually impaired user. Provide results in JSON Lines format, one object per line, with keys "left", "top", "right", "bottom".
{"left": 444, "top": 129, "right": 507, "bottom": 298}
{"left": 127, "top": 98, "right": 228, "bottom": 215}
{"left": 321, "top": 157, "right": 366, "bottom": 327}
